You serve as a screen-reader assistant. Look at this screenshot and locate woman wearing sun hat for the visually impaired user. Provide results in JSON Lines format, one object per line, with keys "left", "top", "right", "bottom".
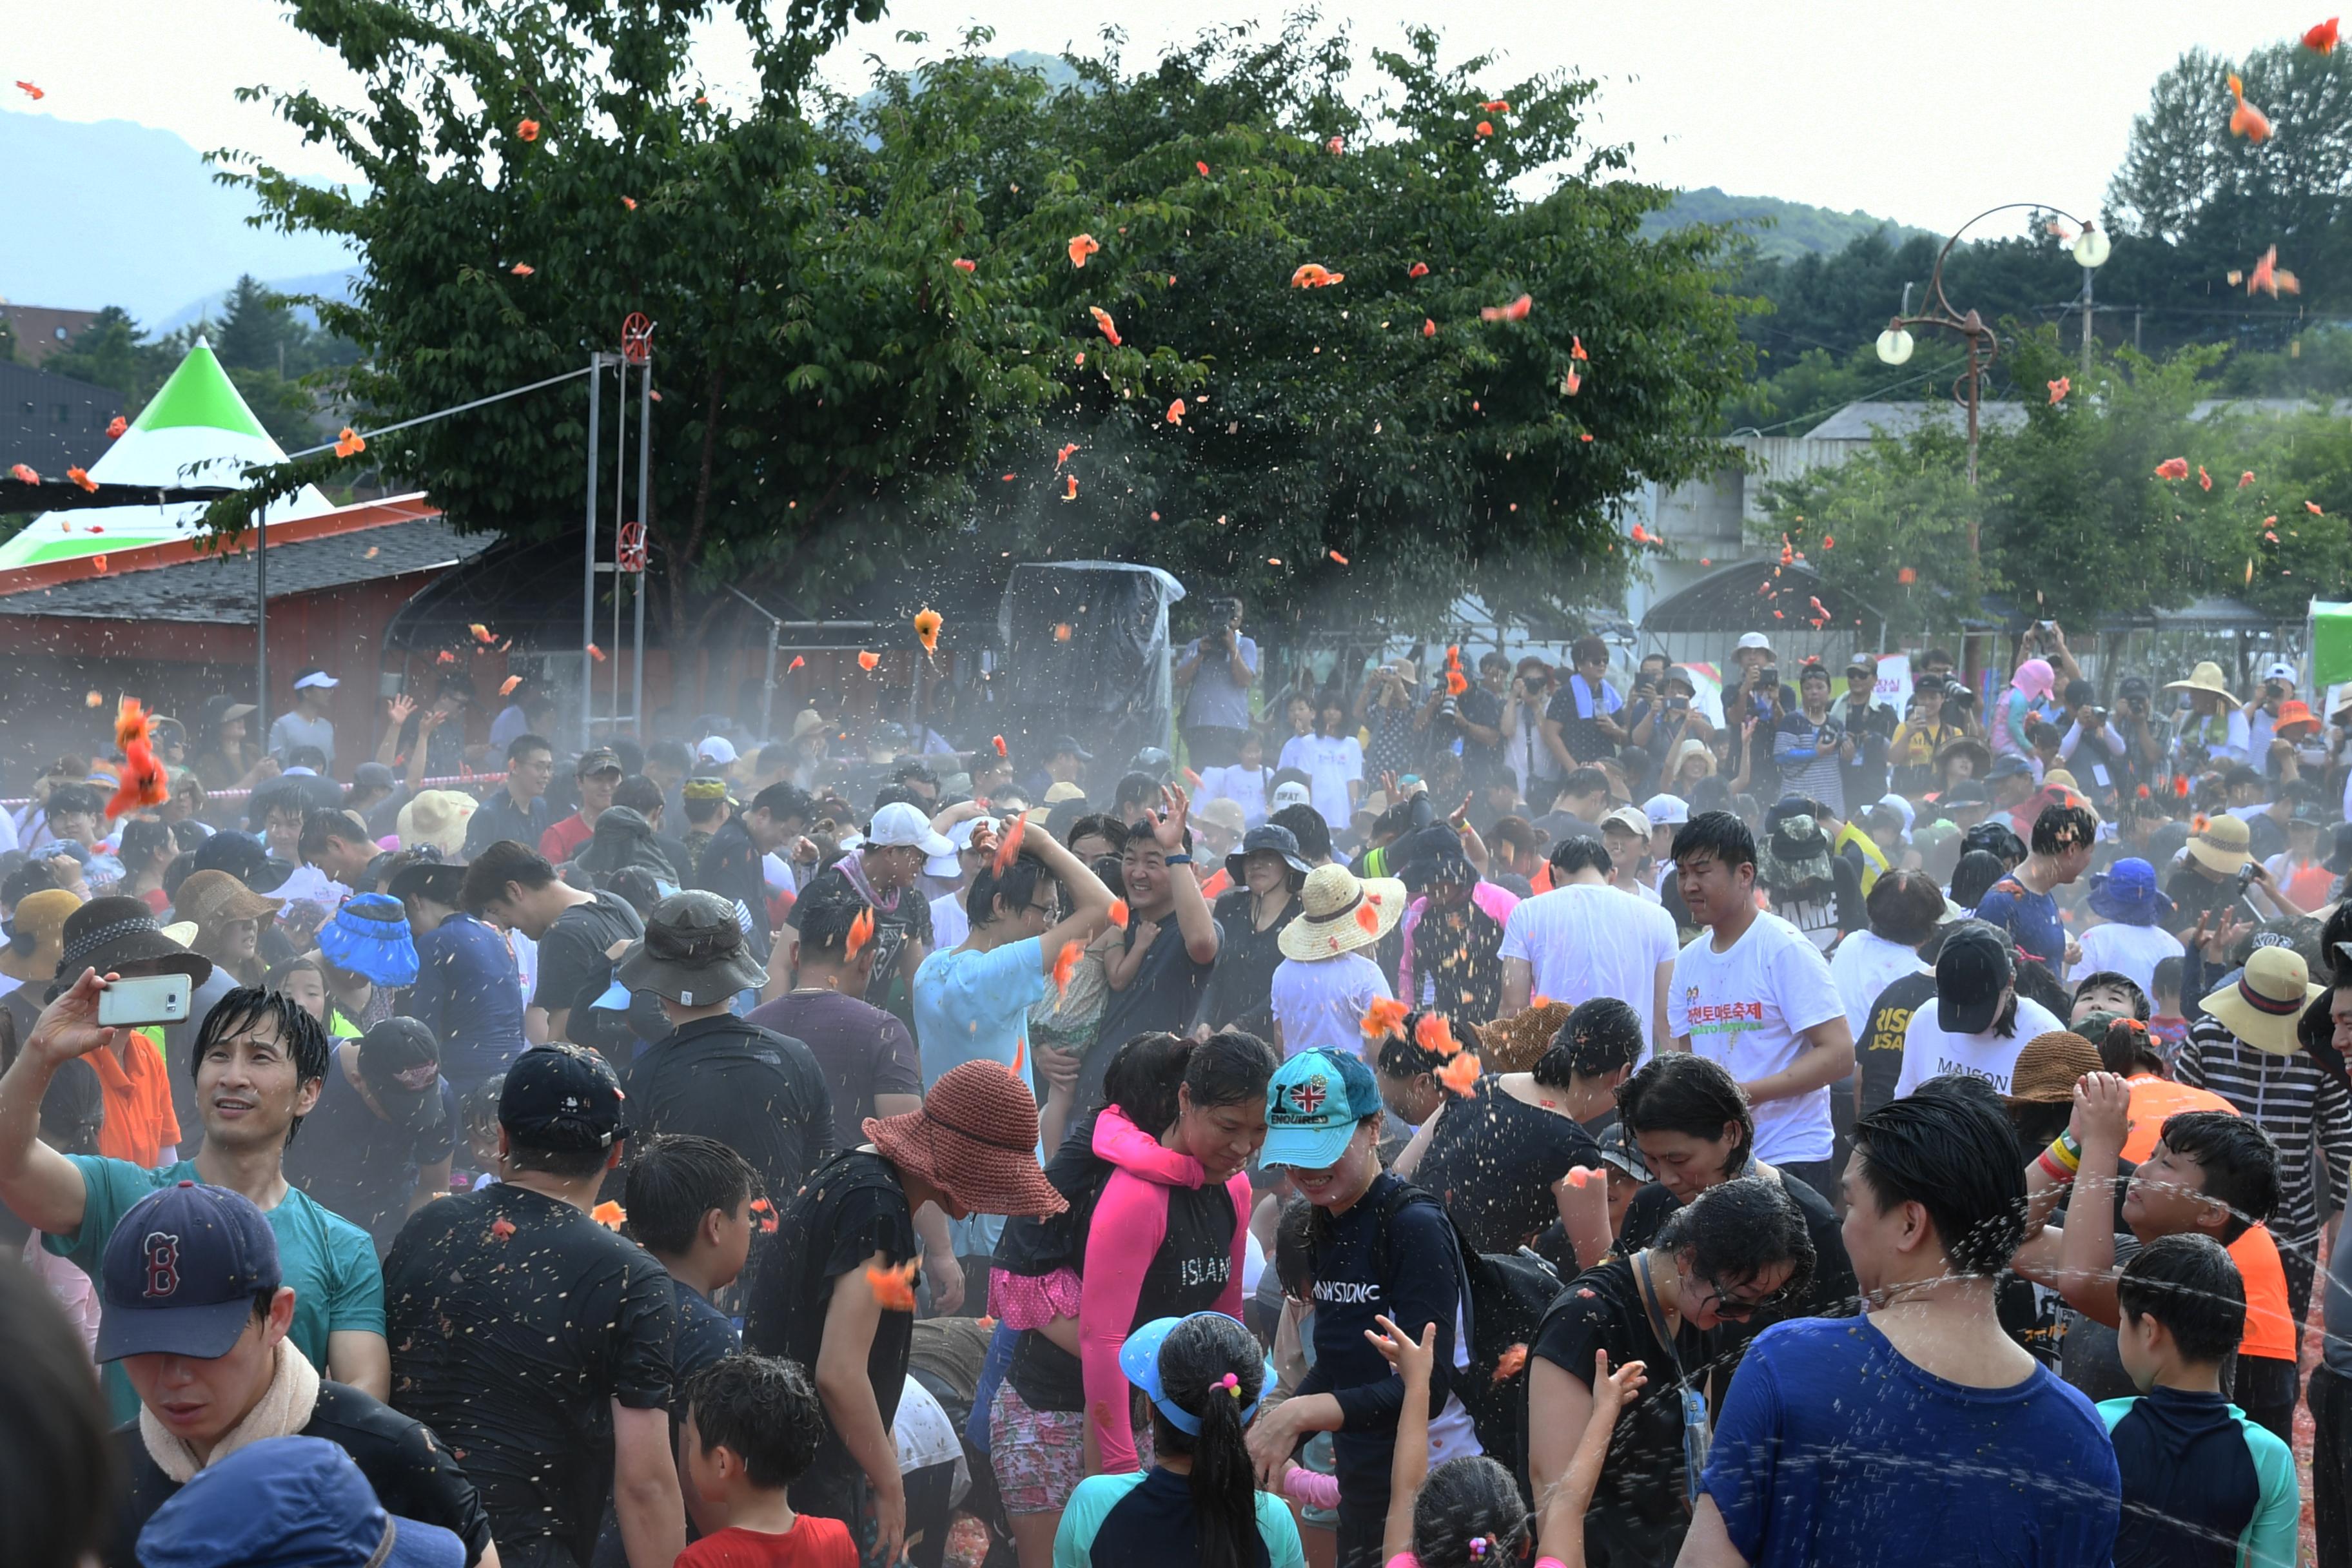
{"left": 2166, "top": 660, "right": 2249, "bottom": 768}
{"left": 745, "top": 1059, "right": 1064, "bottom": 1560}
{"left": 1268, "top": 864, "right": 1402, "bottom": 1057}
{"left": 2073, "top": 858, "right": 2184, "bottom": 1000}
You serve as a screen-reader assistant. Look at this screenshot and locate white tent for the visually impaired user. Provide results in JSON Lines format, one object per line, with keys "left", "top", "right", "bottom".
{"left": 0, "top": 337, "right": 332, "bottom": 569}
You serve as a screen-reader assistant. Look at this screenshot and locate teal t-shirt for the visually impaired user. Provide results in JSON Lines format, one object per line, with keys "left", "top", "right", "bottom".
{"left": 45, "top": 1155, "right": 386, "bottom": 1422}
{"left": 912, "top": 935, "right": 1049, "bottom": 1088}
{"left": 1054, "top": 1467, "right": 1304, "bottom": 1568}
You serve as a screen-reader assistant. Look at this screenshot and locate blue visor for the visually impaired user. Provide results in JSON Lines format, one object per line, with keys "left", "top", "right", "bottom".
{"left": 1117, "top": 1313, "right": 1277, "bottom": 1435}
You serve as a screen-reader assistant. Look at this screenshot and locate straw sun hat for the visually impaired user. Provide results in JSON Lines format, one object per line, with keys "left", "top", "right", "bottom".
{"left": 1277, "top": 864, "right": 1407, "bottom": 961}
{"left": 863, "top": 1060, "right": 1066, "bottom": 1218}
{"left": 2164, "top": 661, "right": 2237, "bottom": 702}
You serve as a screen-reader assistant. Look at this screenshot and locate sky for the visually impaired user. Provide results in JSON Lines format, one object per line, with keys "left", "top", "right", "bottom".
{"left": 0, "top": 0, "right": 2338, "bottom": 236}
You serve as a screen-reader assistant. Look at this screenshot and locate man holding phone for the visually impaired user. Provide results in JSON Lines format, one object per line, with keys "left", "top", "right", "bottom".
{"left": 0, "top": 970, "right": 389, "bottom": 1424}
{"left": 1174, "top": 598, "right": 1259, "bottom": 768}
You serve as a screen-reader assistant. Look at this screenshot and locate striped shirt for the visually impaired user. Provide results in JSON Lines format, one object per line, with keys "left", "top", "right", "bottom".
{"left": 2175, "top": 1015, "right": 2352, "bottom": 1242}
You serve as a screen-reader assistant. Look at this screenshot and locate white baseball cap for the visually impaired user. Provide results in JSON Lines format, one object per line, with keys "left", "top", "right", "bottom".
{"left": 1736, "top": 632, "right": 1772, "bottom": 653}
{"left": 1602, "top": 806, "right": 1651, "bottom": 838}
{"left": 697, "top": 736, "right": 738, "bottom": 766}
{"left": 293, "top": 669, "right": 339, "bottom": 691}
{"left": 1271, "top": 780, "right": 1312, "bottom": 811}
{"left": 2263, "top": 660, "right": 2297, "bottom": 683}
{"left": 1643, "top": 792, "right": 1690, "bottom": 827}
{"left": 927, "top": 814, "right": 993, "bottom": 878}
{"left": 867, "top": 800, "right": 954, "bottom": 858}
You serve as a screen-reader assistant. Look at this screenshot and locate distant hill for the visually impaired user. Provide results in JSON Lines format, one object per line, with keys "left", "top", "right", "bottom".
{"left": 1640, "top": 187, "right": 1934, "bottom": 262}
{"left": 158, "top": 268, "right": 360, "bottom": 335}
{"left": 0, "top": 110, "right": 354, "bottom": 324}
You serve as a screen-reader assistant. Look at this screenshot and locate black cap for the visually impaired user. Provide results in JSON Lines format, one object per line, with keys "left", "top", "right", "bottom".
{"left": 1045, "top": 734, "right": 1093, "bottom": 761}
{"left": 1941, "top": 781, "right": 1991, "bottom": 807}
{"left": 1935, "top": 921, "right": 2015, "bottom": 1034}
{"left": 499, "top": 1044, "right": 629, "bottom": 1152}
{"left": 97, "top": 1182, "right": 282, "bottom": 1362}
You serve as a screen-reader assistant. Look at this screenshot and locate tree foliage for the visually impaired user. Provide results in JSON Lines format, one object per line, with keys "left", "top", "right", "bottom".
{"left": 211, "top": 4, "right": 1753, "bottom": 634}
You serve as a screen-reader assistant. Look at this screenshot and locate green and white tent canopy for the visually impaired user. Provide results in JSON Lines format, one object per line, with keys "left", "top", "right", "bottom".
{"left": 0, "top": 338, "right": 333, "bottom": 569}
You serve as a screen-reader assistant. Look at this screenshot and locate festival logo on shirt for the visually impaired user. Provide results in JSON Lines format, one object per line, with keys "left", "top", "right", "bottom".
{"left": 1684, "top": 985, "right": 1766, "bottom": 1037}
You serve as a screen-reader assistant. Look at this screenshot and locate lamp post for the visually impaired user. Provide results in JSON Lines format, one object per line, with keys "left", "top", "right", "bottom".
{"left": 1874, "top": 203, "right": 2110, "bottom": 495}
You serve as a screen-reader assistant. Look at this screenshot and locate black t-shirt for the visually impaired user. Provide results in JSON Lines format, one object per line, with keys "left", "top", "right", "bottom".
{"left": 694, "top": 817, "right": 774, "bottom": 948}
{"left": 1531, "top": 1257, "right": 1713, "bottom": 1566}
{"left": 1838, "top": 696, "right": 1896, "bottom": 806}
{"left": 1080, "top": 917, "right": 1215, "bottom": 1112}
{"left": 282, "top": 1048, "right": 461, "bottom": 1255}
{"left": 2165, "top": 861, "right": 2242, "bottom": 936}
{"left": 104, "top": 1381, "right": 495, "bottom": 1568}
{"left": 1456, "top": 684, "right": 1507, "bottom": 790}
{"left": 534, "top": 890, "right": 658, "bottom": 1057}
{"left": 383, "top": 1184, "right": 678, "bottom": 1562}
{"left": 1416, "top": 1076, "right": 1601, "bottom": 1254}
{"left": 672, "top": 1278, "right": 740, "bottom": 1384}
{"left": 1857, "top": 970, "right": 1941, "bottom": 1117}
{"left": 623, "top": 1015, "right": 836, "bottom": 1206}
{"left": 743, "top": 1150, "right": 919, "bottom": 1494}
{"left": 1616, "top": 1164, "right": 1859, "bottom": 1321}
{"left": 789, "top": 861, "right": 934, "bottom": 1012}
{"left": 1194, "top": 888, "right": 1292, "bottom": 1036}
{"left": 1002, "top": 1112, "right": 1122, "bottom": 1412}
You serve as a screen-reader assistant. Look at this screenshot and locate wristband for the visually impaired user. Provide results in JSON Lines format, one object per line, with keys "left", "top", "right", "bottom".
{"left": 1163, "top": 854, "right": 1192, "bottom": 865}
{"left": 2043, "top": 1133, "right": 2081, "bottom": 1175}
{"left": 2036, "top": 1149, "right": 2077, "bottom": 1184}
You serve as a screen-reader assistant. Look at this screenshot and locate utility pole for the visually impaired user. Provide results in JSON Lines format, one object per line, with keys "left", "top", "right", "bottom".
{"left": 2080, "top": 262, "right": 2096, "bottom": 376}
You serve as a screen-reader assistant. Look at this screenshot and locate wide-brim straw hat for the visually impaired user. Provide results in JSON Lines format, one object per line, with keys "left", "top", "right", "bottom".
{"left": 0, "top": 888, "right": 83, "bottom": 983}
{"left": 2165, "top": 660, "right": 2237, "bottom": 701}
{"left": 397, "top": 790, "right": 478, "bottom": 858}
{"left": 864, "top": 1060, "right": 1066, "bottom": 1217}
{"left": 1278, "top": 864, "right": 1407, "bottom": 961}
{"left": 2200, "top": 946, "right": 2325, "bottom": 1056}
{"left": 173, "top": 869, "right": 285, "bottom": 930}
{"left": 1475, "top": 1001, "right": 1573, "bottom": 1074}
{"left": 2185, "top": 814, "right": 2254, "bottom": 876}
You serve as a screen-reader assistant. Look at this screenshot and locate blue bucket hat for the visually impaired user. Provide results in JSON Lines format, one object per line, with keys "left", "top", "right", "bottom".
{"left": 1119, "top": 1313, "right": 1279, "bottom": 1435}
{"left": 1260, "top": 1050, "right": 1379, "bottom": 1170}
{"left": 137, "top": 1435, "right": 465, "bottom": 1568}
{"left": 2085, "top": 858, "right": 2174, "bottom": 928}
{"left": 316, "top": 893, "right": 420, "bottom": 986}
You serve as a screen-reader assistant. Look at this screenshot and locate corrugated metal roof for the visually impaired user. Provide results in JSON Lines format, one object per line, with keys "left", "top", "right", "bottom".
{"left": 0, "top": 516, "right": 487, "bottom": 623}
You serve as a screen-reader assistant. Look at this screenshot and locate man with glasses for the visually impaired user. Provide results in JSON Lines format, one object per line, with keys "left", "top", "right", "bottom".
{"left": 1542, "top": 635, "right": 1626, "bottom": 776}
{"left": 783, "top": 801, "right": 948, "bottom": 1021}
{"left": 464, "top": 733, "right": 555, "bottom": 857}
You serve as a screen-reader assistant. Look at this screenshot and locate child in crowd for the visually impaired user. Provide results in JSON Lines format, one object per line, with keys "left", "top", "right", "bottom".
{"left": 677, "top": 1354, "right": 858, "bottom": 1568}
{"left": 625, "top": 1133, "right": 758, "bottom": 1382}
{"left": 1371, "top": 1311, "right": 1643, "bottom": 1568}
{"left": 2148, "top": 956, "right": 2190, "bottom": 1061}
{"left": 2101, "top": 1235, "right": 2299, "bottom": 1568}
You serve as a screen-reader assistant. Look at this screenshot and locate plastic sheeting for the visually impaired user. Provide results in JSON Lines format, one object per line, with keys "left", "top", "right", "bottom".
{"left": 995, "top": 561, "right": 1186, "bottom": 773}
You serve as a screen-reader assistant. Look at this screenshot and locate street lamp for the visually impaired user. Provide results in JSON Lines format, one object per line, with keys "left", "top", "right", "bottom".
{"left": 1874, "top": 203, "right": 2110, "bottom": 491}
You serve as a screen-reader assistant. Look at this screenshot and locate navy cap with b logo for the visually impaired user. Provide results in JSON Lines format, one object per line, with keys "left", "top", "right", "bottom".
{"left": 96, "top": 1181, "right": 282, "bottom": 1364}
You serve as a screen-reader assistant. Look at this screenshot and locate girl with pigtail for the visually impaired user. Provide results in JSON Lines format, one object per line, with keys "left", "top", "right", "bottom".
{"left": 1369, "top": 1312, "right": 1645, "bottom": 1568}
{"left": 1052, "top": 1310, "right": 1305, "bottom": 1568}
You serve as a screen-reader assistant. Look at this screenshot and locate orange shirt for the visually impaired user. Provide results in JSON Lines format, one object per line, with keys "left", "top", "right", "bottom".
{"left": 2230, "top": 1224, "right": 2297, "bottom": 1364}
{"left": 2120, "top": 1074, "right": 2240, "bottom": 1164}
{"left": 87, "top": 1029, "right": 181, "bottom": 1168}
{"left": 1197, "top": 867, "right": 1231, "bottom": 901}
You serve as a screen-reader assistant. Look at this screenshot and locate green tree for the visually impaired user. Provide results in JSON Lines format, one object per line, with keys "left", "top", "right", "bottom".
{"left": 216, "top": 5, "right": 1751, "bottom": 633}
{"left": 43, "top": 307, "right": 188, "bottom": 406}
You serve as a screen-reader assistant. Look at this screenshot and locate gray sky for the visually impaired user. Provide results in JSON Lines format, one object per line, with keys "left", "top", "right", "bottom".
{"left": 1, "top": 0, "right": 2333, "bottom": 235}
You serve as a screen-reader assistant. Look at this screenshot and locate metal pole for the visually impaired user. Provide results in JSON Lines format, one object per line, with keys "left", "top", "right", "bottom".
{"left": 633, "top": 342, "right": 652, "bottom": 741}
{"left": 612, "top": 358, "right": 629, "bottom": 730}
{"left": 580, "top": 353, "right": 603, "bottom": 754}
{"left": 255, "top": 513, "right": 268, "bottom": 741}
{"left": 762, "top": 622, "right": 779, "bottom": 741}
{"left": 2080, "top": 264, "right": 2095, "bottom": 377}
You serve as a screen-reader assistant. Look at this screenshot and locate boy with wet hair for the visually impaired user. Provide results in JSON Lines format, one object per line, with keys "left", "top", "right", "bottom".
{"left": 2102, "top": 1235, "right": 2298, "bottom": 1568}
{"left": 677, "top": 1354, "right": 853, "bottom": 1567}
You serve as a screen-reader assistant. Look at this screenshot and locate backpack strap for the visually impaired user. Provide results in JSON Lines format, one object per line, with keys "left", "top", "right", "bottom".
{"left": 1367, "top": 1178, "right": 1476, "bottom": 1355}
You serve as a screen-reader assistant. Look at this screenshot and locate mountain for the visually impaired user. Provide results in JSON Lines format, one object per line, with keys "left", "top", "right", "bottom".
{"left": 1639, "top": 187, "right": 1934, "bottom": 262}
{"left": 0, "top": 110, "right": 354, "bottom": 325}
{"left": 157, "top": 268, "right": 360, "bottom": 335}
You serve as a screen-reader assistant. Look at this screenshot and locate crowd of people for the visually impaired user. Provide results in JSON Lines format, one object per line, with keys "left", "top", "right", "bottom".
{"left": 5, "top": 611, "right": 2352, "bottom": 1568}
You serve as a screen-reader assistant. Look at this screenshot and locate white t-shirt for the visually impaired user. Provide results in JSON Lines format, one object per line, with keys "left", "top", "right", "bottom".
{"left": 930, "top": 890, "right": 971, "bottom": 953}
{"left": 1197, "top": 766, "right": 1275, "bottom": 827}
{"left": 1894, "top": 994, "right": 2067, "bottom": 1099}
{"left": 1499, "top": 883, "right": 1679, "bottom": 1050}
{"left": 2070, "top": 920, "right": 2184, "bottom": 1002}
{"left": 1667, "top": 912, "right": 1848, "bottom": 1164}
{"left": 1271, "top": 951, "right": 1393, "bottom": 1057}
{"left": 1278, "top": 733, "right": 1364, "bottom": 832}
{"left": 1828, "top": 930, "right": 1930, "bottom": 1041}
